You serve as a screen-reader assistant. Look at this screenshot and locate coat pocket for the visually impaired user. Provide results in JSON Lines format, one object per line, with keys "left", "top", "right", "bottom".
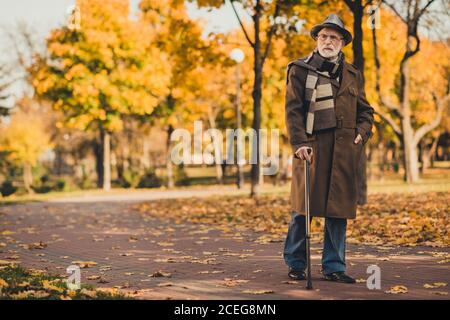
{"left": 349, "top": 87, "right": 358, "bottom": 96}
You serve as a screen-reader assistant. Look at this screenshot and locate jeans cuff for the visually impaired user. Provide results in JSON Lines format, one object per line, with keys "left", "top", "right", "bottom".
{"left": 284, "top": 260, "right": 306, "bottom": 271}
{"left": 322, "top": 265, "right": 346, "bottom": 275}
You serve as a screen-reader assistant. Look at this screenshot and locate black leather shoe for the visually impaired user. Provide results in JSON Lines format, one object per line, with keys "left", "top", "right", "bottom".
{"left": 288, "top": 268, "right": 306, "bottom": 280}
{"left": 323, "top": 271, "right": 356, "bottom": 284}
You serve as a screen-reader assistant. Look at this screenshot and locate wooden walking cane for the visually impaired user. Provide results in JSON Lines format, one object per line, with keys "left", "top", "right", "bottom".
{"left": 304, "top": 147, "right": 313, "bottom": 290}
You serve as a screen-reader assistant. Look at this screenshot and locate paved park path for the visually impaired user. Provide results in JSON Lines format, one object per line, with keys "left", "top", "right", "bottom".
{"left": 0, "top": 193, "right": 448, "bottom": 300}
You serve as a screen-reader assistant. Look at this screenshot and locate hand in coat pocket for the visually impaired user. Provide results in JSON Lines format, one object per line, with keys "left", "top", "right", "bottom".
{"left": 353, "top": 133, "right": 363, "bottom": 145}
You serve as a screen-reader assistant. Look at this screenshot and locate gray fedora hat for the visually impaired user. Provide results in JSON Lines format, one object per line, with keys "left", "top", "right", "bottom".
{"left": 310, "top": 14, "right": 352, "bottom": 46}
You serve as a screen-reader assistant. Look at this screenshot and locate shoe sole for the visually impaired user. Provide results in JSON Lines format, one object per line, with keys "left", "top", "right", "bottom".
{"left": 288, "top": 277, "right": 306, "bottom": 281}
{"left": 322, "top": 277, "right": 355, "bottom": 284}
{"left": 288, "top": 274, "right": 306, "bottom": 281}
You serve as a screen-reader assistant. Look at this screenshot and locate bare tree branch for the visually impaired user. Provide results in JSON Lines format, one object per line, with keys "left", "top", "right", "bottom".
{"left": 407, "top": 0, "right": 412, "bottom": 22}
{"left": 405, "top": 33, "right": 421, "bottom": 59}
{"left": 375, "top": 110, "right": 403, "bottom": 136}
{"left": 261, "top": 1, "right": 280, "bottom": 65}
{"left": 413, "top": 92, "right": 450, "bottom": 145}
{"left": 228, "top": 0, "right": 255, "bottom": 48}
{"left": 417, "top": 0, "right": 436, "bottom": 19}
{"left": 382, "top": 1, "right": 407, "bottom": 23}
{"left": 0, "top": 77, "right": 21, "bottom": 92}
{"left": 343, "top": 0, "right": 355, "bottom": 11}
{"left": 380, "top": 95, "right": 403, "bottom": 116}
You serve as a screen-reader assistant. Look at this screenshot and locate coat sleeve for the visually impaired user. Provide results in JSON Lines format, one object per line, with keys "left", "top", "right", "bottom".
{"left": 355, "top": 70, "right": 375, "bottom": 145}
{"left": 285, "top": 65, "right": 311, "bottom": 154}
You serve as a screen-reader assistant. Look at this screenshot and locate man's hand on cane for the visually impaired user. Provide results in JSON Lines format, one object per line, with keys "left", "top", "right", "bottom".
{"left": 295, "top": 146, "right": 313, "bottom": 164}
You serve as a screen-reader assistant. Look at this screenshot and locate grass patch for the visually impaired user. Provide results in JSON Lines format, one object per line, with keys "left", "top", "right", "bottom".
{"left": 1, "top": 167, "right": 448, "bottom": 205}
{"left": 0, "top": 265, "right": 132, "bottom": 300}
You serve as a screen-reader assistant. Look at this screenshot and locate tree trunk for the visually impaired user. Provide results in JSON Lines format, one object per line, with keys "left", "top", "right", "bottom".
{"left": 221, "top": 162, "right": 227, "bottom": 181}
{"left": 166, "top": 125, "right": 174, "bottom": 188}
{"left": 116, "top": 143, "right": 129, "bottom": 183}
{"left": 259, "top": 164, "right": 264, "bottom": 186}
{"left": 54, "top": 147, "right": 63, "bottom": 176}
{"left": 142, "top": 139, "right": 150, "bottom": 170}
{"left": 420, "top": 139, "right": 431, "bottom": 174}
{"left": 102, "top": 129, "right": 111, "bottom": 191}
{"left": 250, "top": 1, "right": 262, "bottom": 197}
{"left": 23, "top": 162, "right": 33, "bottom": 194}
{"left": 207, "top": 108, "right": 223, "bottom": 185}
{"left": 400, "top": 48, "right": 420, "bottom": 183}
{"left": 122, "top": 140, "right": 130, "bottom": 172}
{"left": 351, "top": 0, "right": 365, "bottom": 76}
{"left": 94, "top": 138, "right": 103, "bottom": 188}
{"left": 234, "top": 64, "right": 244, "bottom": 189}
{"left": 402, "top": 118, "right": 419, "bottom": 182}
{"left": 117, "top": 159, "right": 124, "bottom": 183}
{"left": 429, "top": 133, "right": 440, "bottom": 168}
{"left": 348, "top": 0, "right": 368, "bottom": 204}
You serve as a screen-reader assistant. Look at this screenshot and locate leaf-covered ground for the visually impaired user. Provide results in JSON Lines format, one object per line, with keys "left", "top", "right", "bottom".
{"left": 0, "top": 199, "right": 448, "bottom": 299}
{"left": 0, "top": 265, "right": 132, "bottom": 300}
{"left": 138, "top": 191, "right": 449, "bottom": 248}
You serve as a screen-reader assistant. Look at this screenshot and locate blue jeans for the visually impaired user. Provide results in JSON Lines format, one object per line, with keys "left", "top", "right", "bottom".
{"left": 283, "top": 212, "right": 347, "bottom": 275}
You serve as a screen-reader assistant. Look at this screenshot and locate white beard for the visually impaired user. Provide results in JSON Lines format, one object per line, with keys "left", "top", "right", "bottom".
{"left": 318, "top": 47, "right": 340, "bottom": 59}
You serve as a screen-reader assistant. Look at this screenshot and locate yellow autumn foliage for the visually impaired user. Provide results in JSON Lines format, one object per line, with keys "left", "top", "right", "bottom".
{"left": 0, "top": 112, "right": 52, "bottom": 166}
{"left": 31, "top": 0, "right": 170, "bottom": 132}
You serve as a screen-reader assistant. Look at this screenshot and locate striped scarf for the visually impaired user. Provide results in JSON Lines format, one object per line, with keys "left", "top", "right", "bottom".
{"left": 304, "top": 49, "right": 344, "bottom": 134}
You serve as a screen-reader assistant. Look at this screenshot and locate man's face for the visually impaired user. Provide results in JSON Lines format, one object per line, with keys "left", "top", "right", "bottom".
{"left": 316, "top": 27, "right": 344, "bottom": 58}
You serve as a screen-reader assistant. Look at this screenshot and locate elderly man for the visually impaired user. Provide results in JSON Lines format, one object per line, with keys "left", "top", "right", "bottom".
{"left": 283, "top": 14, "right": 374, "bottom": 283}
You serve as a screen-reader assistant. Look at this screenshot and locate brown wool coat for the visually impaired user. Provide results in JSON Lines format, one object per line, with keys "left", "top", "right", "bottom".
{"left": 285, "top": 58, "right": 374, "bottom": 219}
